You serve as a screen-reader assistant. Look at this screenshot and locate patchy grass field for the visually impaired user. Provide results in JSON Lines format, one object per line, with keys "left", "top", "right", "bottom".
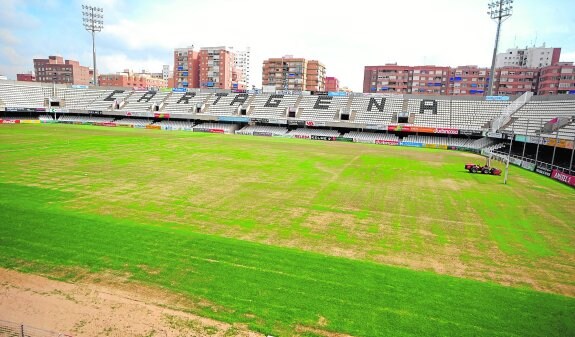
{"left": 0, "top": 124, "right": 574, "bottom": 336}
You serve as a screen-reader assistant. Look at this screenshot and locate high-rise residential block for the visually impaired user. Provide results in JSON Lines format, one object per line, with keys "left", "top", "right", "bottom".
{"left": 33, "top": 55, "right": 91, "bottom": 85}
{"left": 262, "top": 56, "right": 326, "bottom": 92}
{"left": 496, "top": 46, "right": 561, "bottom": 68}
{"left": 173, "top": 46, "right": 200, "bottom": 89}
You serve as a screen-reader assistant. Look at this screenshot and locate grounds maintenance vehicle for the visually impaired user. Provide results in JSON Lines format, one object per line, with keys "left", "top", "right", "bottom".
{"left": 465, "top": 163, "right": 502, "bottom": 175}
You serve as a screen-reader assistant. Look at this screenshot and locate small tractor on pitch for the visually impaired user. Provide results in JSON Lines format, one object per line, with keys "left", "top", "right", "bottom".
{"left": 465, "top": 156, "right": 501, "bottom": 176}
{"left": 465, "top": 163, "right": 502, "bottom": 175}
{"left": 465, "top": 156, "right": 502, "bottom": 175}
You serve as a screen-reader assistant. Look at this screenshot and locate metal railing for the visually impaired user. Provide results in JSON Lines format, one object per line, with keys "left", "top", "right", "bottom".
{"left": 491, "top": 149, "right": 573, "bottom": 173}
{"left": 0, "top": 320, "right": 72, "bottom": 337}
{"left": 490, "top": 91, "right": 533, "bottom": 132}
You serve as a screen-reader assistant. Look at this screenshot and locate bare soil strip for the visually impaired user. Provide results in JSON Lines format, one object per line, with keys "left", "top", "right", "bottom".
{"left": 0, "top": 268, "right": 262, "bottom": 337}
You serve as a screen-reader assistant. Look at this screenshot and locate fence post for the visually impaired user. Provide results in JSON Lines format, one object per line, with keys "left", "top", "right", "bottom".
{"left": 570, "top": 134, "right": 575, "bottom": 175}
{"left": 21, "top": 324, "right": 24, "bottom": 337}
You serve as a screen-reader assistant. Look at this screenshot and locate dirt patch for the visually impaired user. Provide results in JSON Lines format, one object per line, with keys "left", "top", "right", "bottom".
{"left": 438, "top": 178, "right": 471, "bottom": 191}
{"left": 0, "top": 268, "right": 261, "bottom": 337}
{"left": 458, "top": 152, "right": 482, "bottom": 159}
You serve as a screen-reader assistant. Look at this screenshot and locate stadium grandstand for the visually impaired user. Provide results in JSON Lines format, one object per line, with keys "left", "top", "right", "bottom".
{"left": 0, "top": 80, "right": 573, "bottom": 185}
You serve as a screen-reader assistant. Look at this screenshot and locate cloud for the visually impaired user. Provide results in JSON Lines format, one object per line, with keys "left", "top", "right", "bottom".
{"left": 98, "top": 53, "right": 166, "bottom": 74}
{"left": 1, "top": 0, "right": 574, "bottom": 90}
{"left": 132, "top": 0, "right": 496, "bottom": 88}
{"left": 0, "top": 0, "right": 41, "bottom": 28}
{"left": 560, "top": 51, "right": 575, "bottom": 63}
{"left": 0, "top": 29, "right": 19, "bottom": 46}
{"left": 0, "top": 45, "right": 28, "bottom": 76}
{"left": 0, "top": 46, "right": 22, "bottom": 64}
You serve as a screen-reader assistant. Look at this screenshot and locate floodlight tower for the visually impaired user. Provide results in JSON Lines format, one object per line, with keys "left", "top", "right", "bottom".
{"left": 283, "top": 57, "right": 289, "bottom": 92}
{"left": 487, "top": 0, "right": 513, "bottom": 96}
{"left": 82, "top": 5, "right": 104, "bottom": 86}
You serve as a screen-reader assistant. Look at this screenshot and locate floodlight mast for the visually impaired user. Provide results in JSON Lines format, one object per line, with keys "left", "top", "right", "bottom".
{"left": 487, "top": 0, "right": 513, "bottom": 96}
{"left": 82, "top": 5, "right": 104, "bottom": 86}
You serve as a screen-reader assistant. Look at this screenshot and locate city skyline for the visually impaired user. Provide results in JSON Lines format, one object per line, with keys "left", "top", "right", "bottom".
{"left": 1, "top": 0, "right": 574, "bottom": 91}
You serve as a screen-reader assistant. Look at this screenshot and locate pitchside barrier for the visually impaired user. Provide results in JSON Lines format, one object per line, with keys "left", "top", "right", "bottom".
{"left": 551, "top": 169, "right": 575, "bottom": 187}
{"left": 3, "top": 118, "right": 571, "bottom": 186}
{"left": 0, "top": 319, "right": 73, "bottom": 337}
{"left": 160, "top": 125, "right": 193, "bottom": 131}
{"left": 375, "top": 139, "right": 399, "bottom": 145}
{"left": 400, "top": 141, "right": 424, "bottom": 147}
{"left": 0, "top": 319, "right": 169, "bottom": 337}
{"left": 488, "top": 149, "right": 575, "bottom": 188}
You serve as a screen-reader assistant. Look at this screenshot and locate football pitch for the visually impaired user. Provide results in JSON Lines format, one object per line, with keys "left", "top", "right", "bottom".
{"left": 0, "top": 124, "right": 574, "bottom": 336}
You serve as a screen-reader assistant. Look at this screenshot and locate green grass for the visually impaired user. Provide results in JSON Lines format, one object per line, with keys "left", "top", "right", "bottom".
{"left": 1, "top": 182, "right": 574, "bottom": 336}
{"left": 0, "top": 124, "right": 574, "bottom": 336}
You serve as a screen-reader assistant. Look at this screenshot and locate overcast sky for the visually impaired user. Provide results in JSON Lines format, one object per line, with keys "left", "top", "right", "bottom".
{"left": 1, "top": 0, "right": 574, "bottom": 91}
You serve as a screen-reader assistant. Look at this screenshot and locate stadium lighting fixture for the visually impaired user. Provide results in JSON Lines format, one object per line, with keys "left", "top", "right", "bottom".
{"left": 486, "top": 0, "right": 513, "bottom": 96}
{"left": 487, "top": 0, "right": 513, "bottom": 96}
{"left": 82, "top": 5, "right": 104, "bottom": 86}
{"left": 283, "top": 57, "right": 289, "bottom": 92}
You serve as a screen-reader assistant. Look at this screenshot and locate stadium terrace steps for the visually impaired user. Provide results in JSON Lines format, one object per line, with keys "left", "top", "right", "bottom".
{"left": 162, "top": 92, "right": 211, "bottom": 114}
{"left": 118, "top": 91, "right": 135, "bottom": 109}
{"left": 236, "top": 125, "right": 288, "bottom": 136}
{"left": 0, "top": 83, "right": 52, "bottom": 108}
{"left": 503, "top": 99, "right": 575, "bottom": 140}
{"left": 500, "top": 117, "right": 519, "bottom": 130}
{"left": 86, "top": 89, "right": 131, "bottom": 111}
{"left": 297, "top": 95, "right": 348, "bottom": 122}
{"left": 250, "top": 94, "right": 298, "bottom": 119}
{"left": 288, "top": 128, "right": 341, "bottom": 138}
{"left": 2, "top": 83, "right": 575, "bottom": 142}
{"left": 449, "top": 100, "right": 509, "bottom": 130}
{"left": 202, "top": 93, "right": 251, "bottom": 116}
{"left": 293, "top": 95, "right": 303, "bottom": 108}
{"left": 113, "top": 118, "right": 152, "bottom": 127}
{"left": 154, "top": 120, "right": 195, "bottom": 130}
{"left": 295, "top": 107, "right": 304, "bottom": 119}
{"left": 121, "top": 91, "right": 170, "bottom": 112}
{"left": 58, "top": 115, "right": 115, "bottom": 123}
{"left": 56, "top": 87, "right": 110, "bottom": 110}
{"left": 244, "top": 94, "right": 257, "bottom": 113}
{"left": 348, "top": 110, "right": 357, "bottom": 122}
{"left": 351, "top": 96, "right": 401, "bottom": 125}
{"left": 343, "top": 131, "right": 399, "bottom": 143}
{"left": 192, "top": 122, "right": 238, "bottom": 134}
{"left": 489, "top": 91, "right": 533, "bottom": 132}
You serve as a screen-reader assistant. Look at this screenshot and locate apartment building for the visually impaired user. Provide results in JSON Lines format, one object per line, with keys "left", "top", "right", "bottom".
{"left": 306, "top": 60, "right": 326, "bottom": 92}
{"left": 495, "top": 67, "right": 539, "bottom": 96}
{"left": 33, "top": 55, "right": 91, "bottom": 85}
{"left": 448, "top": 65, "right": 490, "bottom": 96}
{"left": 233, "top": 47, "right": 251, "bottom": 88}
{"left": 262, "top": 56, "right": 326, "bottom": 92}
{"left": 496, "top": 46, "right": 561, "bottom": 68}
{"left": 325, "top": 76, "right": 339, "bottom": 92}
{"left": 98, "top": 69, "right": 168, "bottom": 89}
{"left": 538, "top": 62, "right": 575, "bottom": 95}
{"left": 162, "top": 65, "right": 171, "bottom": 81}
{"left": 411, "top": 66, "right": 450, "bottom": 95}
{"left": 199, "top": 46, "right": 239, "bottom": 90}
{"left": 16, "top": 73, "right": 36, "bottom": 82}
{"left": 173, "top": 46, "right": 200, "bottom": 89}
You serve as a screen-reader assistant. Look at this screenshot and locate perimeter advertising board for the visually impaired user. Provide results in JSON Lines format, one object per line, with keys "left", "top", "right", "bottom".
{"left": 375, "top": 139, "right": 399, "bottom": 145}
{"left": 535, "top": 165, "right": 552, "bottom": 177}
{"left": 551, "top": 170, "right": 575, "bottom": 187}
{"left": 310, "top": 135, "right": 335, "bottom": 141}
